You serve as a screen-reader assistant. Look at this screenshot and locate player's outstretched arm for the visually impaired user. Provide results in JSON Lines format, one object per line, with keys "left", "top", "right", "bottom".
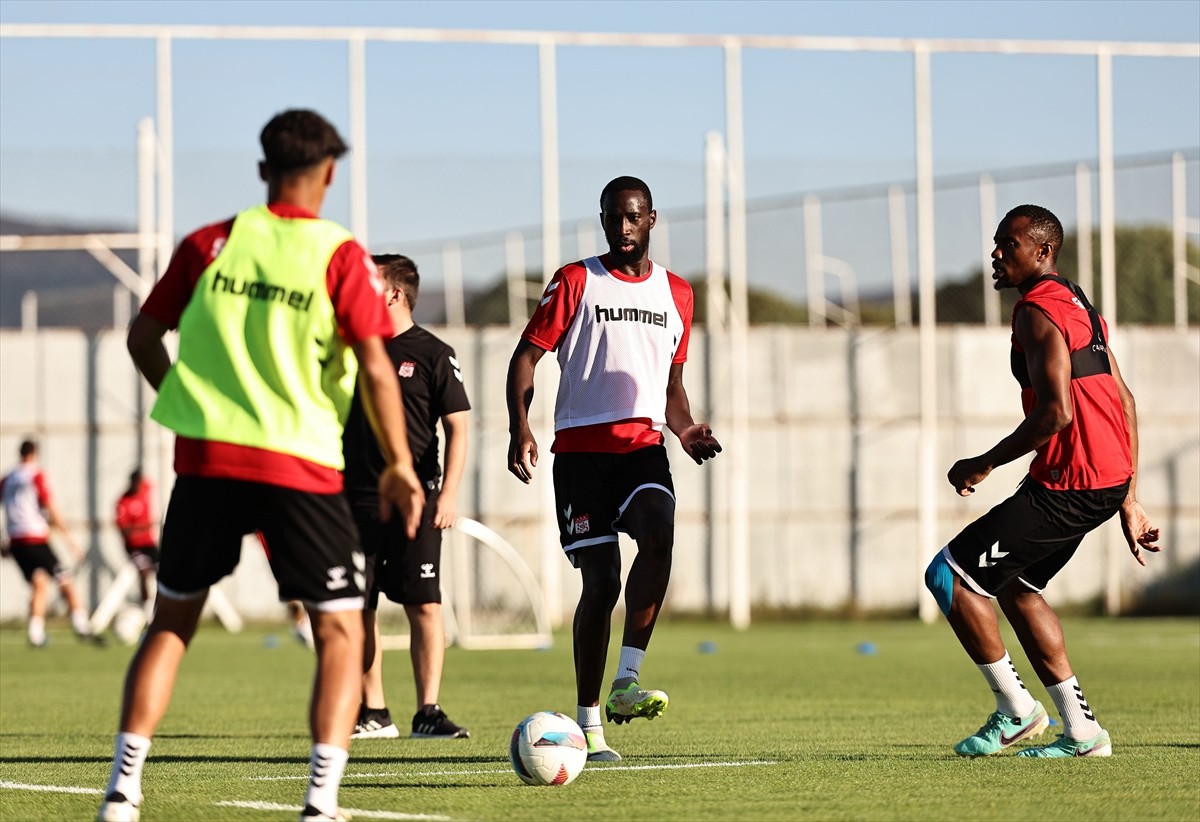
{"left": 506, "top": 341, "right": 545, "bottom": 484}
{"left": 1108, "top": 347, "right": 1162, "bottom": 565}
{"left": 665, "top": 362, "right": 721, "bottom": 465}
{"left": 355, "top": 336, "right": 425, "bottom": 539}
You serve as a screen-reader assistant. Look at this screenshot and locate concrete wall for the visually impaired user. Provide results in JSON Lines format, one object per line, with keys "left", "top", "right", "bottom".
{"left": 1, "top": 325, "right": 1196, "bottom": 624}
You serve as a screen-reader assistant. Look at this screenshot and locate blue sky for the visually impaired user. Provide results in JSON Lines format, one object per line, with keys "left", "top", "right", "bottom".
{"left": 1, "top": 0, "right": 1198, "bottom": 297}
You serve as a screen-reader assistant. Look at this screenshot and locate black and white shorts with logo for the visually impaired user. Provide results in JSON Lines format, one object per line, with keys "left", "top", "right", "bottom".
{"left": 552, "top": 444, "right": 675, "bottom": 568}
{"left": 157, "top": 476, "right": 365, "bottom": 612}
{"left": 10, "top": 541, "right": 67, "bottom": 583}
{"left": 943, "top": 474, "right": 1129, "bottom": 597}
{"left": 351, "top": 487, "right": 443, "bottom": 609}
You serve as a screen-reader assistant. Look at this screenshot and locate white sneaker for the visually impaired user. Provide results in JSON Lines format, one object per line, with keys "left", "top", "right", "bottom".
{"left": 351, "top": 708, "right": 400, "bottom": 739}
{"left": 97, "top": 792, "right": 140, "bottom": 822}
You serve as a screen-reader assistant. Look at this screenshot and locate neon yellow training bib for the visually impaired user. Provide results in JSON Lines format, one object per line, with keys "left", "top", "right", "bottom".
{"left": 152, "top": 205, "right": 358, "bottom": 469}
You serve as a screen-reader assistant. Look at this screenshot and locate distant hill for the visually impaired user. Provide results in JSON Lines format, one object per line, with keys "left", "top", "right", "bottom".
{"left": 0, "top": 213, "right": 140, "bottom": 330}
{"left": 0, "top": 213, "right": 465, "bottom": 329}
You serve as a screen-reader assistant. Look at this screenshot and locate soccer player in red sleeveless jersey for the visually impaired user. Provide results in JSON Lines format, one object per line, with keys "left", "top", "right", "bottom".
{"left": 114, "top": 468, "right": 159, "bottom": 617}
{"left": 98, "top": 110, "right": 425, "bottom": 822}
{"left": 924, "top": 204, "right": 1161, "bottom": 759}
{"left": 506, "top": 176, "right": 721, "bottom": 762}
{"left": 1, "top": 439, "right": 95, "bottom": 646}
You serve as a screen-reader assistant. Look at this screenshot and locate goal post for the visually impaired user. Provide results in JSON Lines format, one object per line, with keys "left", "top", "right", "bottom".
{"left": 377, "top": 516, "right": 553, "bottom": 652}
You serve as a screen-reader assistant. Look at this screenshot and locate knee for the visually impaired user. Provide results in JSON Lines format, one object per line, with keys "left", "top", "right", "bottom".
{"left": 581, "top": 568, "right": 622, "bottom": 611}
{"left": 636, "top": 520, "right": 675, "bottom": 561}
{"left": 924, "top": 551, "right": 956, "bottom": 616}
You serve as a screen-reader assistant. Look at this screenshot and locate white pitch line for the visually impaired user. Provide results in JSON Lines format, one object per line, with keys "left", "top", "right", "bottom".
{"left": 0, "top": 780, "right": 102, "bottom": 795}
{"left": 248, "top": 759, "right": 779, "bottom": 781}
{"left": 216, "top": 800, "right": 451, "bottom": 820}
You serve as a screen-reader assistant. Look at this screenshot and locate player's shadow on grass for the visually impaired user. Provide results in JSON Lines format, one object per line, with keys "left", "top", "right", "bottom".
{"left": 350, "top": 755, "right": 501, "bottom": 765}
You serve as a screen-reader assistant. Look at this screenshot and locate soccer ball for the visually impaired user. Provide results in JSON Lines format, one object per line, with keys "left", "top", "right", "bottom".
{"left": 509, "top": 711, "right": 587, "bottom": 786}
{"left": 113, "top": 604, "right": 146, "bottom": 646}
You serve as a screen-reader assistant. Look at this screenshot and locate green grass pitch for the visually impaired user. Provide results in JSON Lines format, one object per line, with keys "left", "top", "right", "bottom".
{"left": 1, "top": 617, "right": 1197, "bottom": 821}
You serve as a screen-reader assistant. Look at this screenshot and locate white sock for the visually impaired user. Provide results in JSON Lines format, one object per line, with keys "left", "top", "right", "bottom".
{"left": 977, "top": 653, "right": 1037, "bottom": 719}
{"left": 577, "top": 705, "right": 602, "bottom": 732}
{"left": 1047, "top": 676, "right": 1103, "bottom": 740}
{"left": 71, "top": 609, "right": 91, "bottom": 636}
{"left": 304, "top": 743, "right": 349, "bottom": 816}
{"left": 105, "top": 732, "right": 151, "bottom": 804}
{"left": 28, "top": 616, "right": 45, "bottom": 646}
{"left": 616, "top": 646, "right": 646, "bottom": 682}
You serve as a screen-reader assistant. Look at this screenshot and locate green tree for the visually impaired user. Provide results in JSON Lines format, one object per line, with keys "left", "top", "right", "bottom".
{"left": 936, "top": 226, "right": 1199, "bottom": 325}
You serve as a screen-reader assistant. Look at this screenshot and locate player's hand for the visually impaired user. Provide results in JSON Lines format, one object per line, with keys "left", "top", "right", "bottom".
{"left": 378, "top": 463, "right": 426, "bottom": 540}
{"left": 947, "top": 456, "right": 992, "bottom": 496}
{"left": 508, "top": 430, "right": 538, "bottom": 484}
{"left": 1119, "top": 499, "right": 1161, "bottom": 567}
{"left": 432, "top": 494, "right": 457, "bottom": 530}
{"left": 679, "top": 424, "right": 722, "bottom": 465}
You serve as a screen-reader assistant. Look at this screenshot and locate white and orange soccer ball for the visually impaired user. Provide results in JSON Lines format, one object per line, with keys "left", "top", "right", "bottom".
{"left": 508, "top": 711, "right": 587, "bottom": 786}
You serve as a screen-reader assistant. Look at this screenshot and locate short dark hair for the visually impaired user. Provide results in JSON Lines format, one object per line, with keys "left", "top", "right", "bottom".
{"left": 373, "top": 254, "right": 420, "bottom": 311}
{"left": 260, "top": 109, "right": 348, "bottom": 175}
{"left": 1005, "top": 204, "right": 1063, "bottom": 261}
{"left": 19, "top": 439, "right": 36, "bottom": 458}
{"left": 600, "top": 176, "right": 653, "bottom": 212}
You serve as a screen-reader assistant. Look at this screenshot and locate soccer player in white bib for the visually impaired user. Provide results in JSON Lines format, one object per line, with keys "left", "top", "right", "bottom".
{"left": 506, "top": 176, "right": 721, "bottom": 761}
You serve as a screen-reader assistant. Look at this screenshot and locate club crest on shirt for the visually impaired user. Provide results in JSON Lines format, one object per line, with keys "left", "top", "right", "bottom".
{"left": 398, "top": 361, "right": 416, "bottom": 378}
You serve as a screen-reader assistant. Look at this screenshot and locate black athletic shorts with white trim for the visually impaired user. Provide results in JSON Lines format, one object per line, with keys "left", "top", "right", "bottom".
{"left": 351, "top": 487, "right": 443, "bottom": 608}
{"left": 945, "top": 474, "right": 1129, "bottom": 596}
{"left": 10, "top": 541, "right": 67, "bottom": 583}
{"left": 552, "top": 444, "right": 675, "bottom": 568}
{"left": 157, "top": 476, "right": 365, "bottom": 611}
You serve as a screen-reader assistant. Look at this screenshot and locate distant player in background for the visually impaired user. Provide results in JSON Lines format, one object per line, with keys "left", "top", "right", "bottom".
{"left": 0, "top": 438, "right": 94, "bottom": 646}
{"left": 114, "top": 468, "right": 158, "bottom": 617}
{"left": 506, "top": 176, "right": 721, "bottom": 762}
{"left": 344, "top": 254, "right": 472, "bottom": 741}
{"left": 925, "top": 204, "right": 1161, "bottom": 759}
{"left": 98, "top": 109, "right": 425, "bottom": 822}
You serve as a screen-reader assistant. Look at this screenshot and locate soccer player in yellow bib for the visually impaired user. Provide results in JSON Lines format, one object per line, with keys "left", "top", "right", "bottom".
{"left": 97, "top": 110, "right": 425, "bottom": 822}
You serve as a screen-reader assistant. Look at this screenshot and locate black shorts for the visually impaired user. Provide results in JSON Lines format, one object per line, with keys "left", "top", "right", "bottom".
{"left": 946, "top": 475, "right": 1129, "bottom": 596}
{"left": 126, "top": 545, "right": 159, "bottom": 573}
{"left": 552, "top": 444, "right": 675, "bottom": 568}
{"left": 351, "top": 488, "right": 443, "bottom": 608}
{"left": 10, "top": 542, "right": 66, "bottom": 583}
{"left": 157, "top": 476, "right": 364, "bottom": 611}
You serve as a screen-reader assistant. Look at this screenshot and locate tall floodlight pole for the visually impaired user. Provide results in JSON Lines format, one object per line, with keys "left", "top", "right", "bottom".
{"left": 539, "top": 38, "right": 561, "bottom": 286}
{"left": 724, "top": 41, "right": 751, "bottom": 631}
{"left": 155, "top": 34, "right": 173, "bottom": 282}
{"left": 1172, "top": 152, "right": 1190, "bottom": 331}
{"left": 914, "top": 43, "right": 940, "bottom": 624}
{"left": 704, "top": 130, "right": 727, "bottom": 614}
{"left": 537, "top": 37, "right": 563, "bottom": 625}
{"left": 888, "top": 186, "right": 913, "bottom": 328}
{"left": 1097, "top": 47, "right": 1117, "bottom": 325}
{"left": 1076, "top": 164, "right": 1094, "bottom": 299}
{"left": 979, "top": 174, "right": 999, "bottom": 326}
{"left": 705, "top": 131, "right": 727, "bottom": 332}
{"left": 137, "top": 118, "right": 156, "bottom": 470}
{"left": 154, "top": 33, "right": 175, "bottom": 532}
{"left": 348, "top": 33, "right": 368, "bottom": 246}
